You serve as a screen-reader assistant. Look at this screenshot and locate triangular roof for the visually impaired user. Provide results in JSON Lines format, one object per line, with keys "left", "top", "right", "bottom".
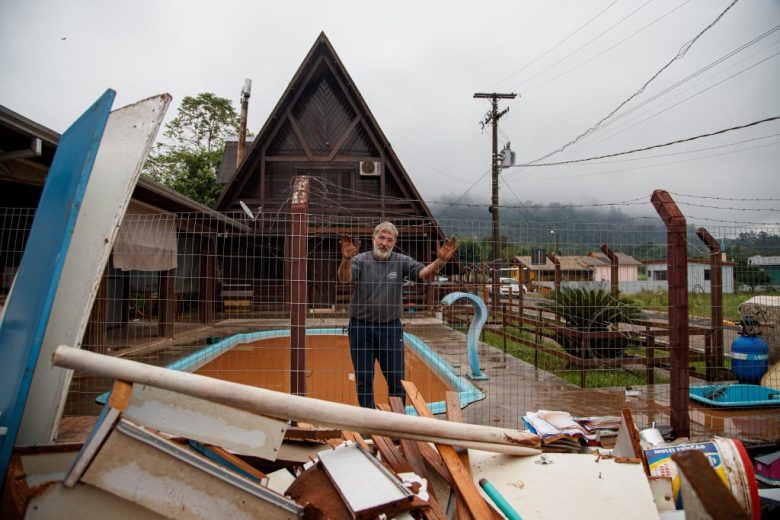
{"left": 215, "top": 32, "right": 435, "bottom": 224}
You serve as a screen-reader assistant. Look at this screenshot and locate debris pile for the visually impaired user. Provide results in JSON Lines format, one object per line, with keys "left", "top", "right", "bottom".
{"left": 3, "top": 346, "right": 766, "bottom": 519}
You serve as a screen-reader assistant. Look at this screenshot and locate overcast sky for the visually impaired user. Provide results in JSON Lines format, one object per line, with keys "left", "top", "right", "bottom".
{"left": 1, "top": 0, "right": 778, "bottom": 226}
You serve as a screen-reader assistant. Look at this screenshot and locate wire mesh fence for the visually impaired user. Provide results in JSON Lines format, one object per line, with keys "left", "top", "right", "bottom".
{"left": 1, "top": 206, "right": 779, "bottom": 444}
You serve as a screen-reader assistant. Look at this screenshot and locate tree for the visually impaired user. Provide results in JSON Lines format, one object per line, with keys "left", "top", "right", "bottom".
{"left": 144, "top": 93, "right": 240, "bottom": 206}
{"left": 734, "top": 256, "right": 772, "bottom": 292}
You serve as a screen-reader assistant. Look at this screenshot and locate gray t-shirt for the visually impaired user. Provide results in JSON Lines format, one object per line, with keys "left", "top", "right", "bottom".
{"left": 348, "top": 251, "right": 424, "bottom": 322}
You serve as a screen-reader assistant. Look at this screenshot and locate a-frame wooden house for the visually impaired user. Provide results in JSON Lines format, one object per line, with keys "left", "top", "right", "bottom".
{"left": 216, "top": 32, "right": 449, "bottom": 312}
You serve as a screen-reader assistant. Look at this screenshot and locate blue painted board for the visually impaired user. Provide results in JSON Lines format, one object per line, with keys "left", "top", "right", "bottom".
{"left": 0, "top": 89, "right": 115, "bottom": 485}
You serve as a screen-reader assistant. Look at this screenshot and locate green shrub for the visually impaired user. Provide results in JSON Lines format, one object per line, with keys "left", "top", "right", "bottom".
{"left": 544, "top": 287, "right": 642, "bottom": 359}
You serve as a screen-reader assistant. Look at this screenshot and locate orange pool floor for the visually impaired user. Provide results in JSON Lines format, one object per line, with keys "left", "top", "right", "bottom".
{"left": 195, "top": 334, "right": 451, "bottom": 407}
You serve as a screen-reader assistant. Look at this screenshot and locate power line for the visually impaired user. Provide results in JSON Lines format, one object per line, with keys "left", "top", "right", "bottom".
{"left": 525, "top": 0, "right": 740, "bottom": 165}
{"left": 515, "top": 116, "right": 780, "bottom": 167}
{"left": 547, "top": 132, "right": 780, "bottom": 166}
{"left": 560, "top": 37, "right": 780, "bottom": 155}
{"left": 521, "top": 0, "right": 693, "bottom": 94}
{"left": 506, "top": 138, "right": 780, "bottom": 186}
{"left": 589, "top": 26, "right": 779, "bottom": 135}
{"left": 428, "top": 195, "right": 655, "bottom": 212}
{"left": 485, "top": 0, "right": 620, "bottom": 90}
{"left": 509, "top": 0, "right": 654, "bottom": 92}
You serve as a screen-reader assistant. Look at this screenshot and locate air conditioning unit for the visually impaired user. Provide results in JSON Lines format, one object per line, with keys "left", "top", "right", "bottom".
{"left": 359, "top": 161, "right": 382, "bottom": 176}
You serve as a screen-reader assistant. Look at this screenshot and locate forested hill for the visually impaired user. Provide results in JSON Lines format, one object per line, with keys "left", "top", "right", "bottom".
{"left": 428, "top": 197, "right": 779, "bottom": 259}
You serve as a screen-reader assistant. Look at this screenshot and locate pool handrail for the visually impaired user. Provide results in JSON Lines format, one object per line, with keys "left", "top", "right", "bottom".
{"left": 440, "top": 292, "right": 489, "bottom": 381}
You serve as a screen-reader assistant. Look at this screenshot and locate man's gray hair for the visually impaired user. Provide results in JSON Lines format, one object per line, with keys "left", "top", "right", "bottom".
{"left": 374, "top": 221, "right": 398, "bottom": 237}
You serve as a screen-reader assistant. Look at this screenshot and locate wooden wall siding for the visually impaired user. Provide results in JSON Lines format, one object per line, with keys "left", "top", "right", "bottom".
{"left": 340, "top": 123, "right": 375, "bottom": 155}
{"left": 268, "top": 121, "right": 302, "bottom": 155}
{"left": 291, "top": 69, "right": 357, "bottom": 155}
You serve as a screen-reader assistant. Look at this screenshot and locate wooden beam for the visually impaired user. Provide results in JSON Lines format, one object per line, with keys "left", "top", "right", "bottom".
{"left": 621, "top": 408, "right": 650, "bottom": 476}
{"left": 382, "top": 400, "right": 450, "bottom": 520}
{"left": 402, "top": 380, "right": 494, "bottom": 519}
{"left": 672, "top": 450, "right": 748, "bottom": 520}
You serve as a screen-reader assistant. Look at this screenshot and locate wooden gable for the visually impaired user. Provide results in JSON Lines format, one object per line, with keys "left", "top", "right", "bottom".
{"left": 215, "top": 32, "right": 436, "bottom": 225}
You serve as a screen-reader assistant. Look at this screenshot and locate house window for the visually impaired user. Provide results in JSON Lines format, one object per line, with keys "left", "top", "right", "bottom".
{"left": 704, "top": 269, "right": 711, "bottom": 281}
{"left": 653, "top": 270, "right": 668, "bottom": 281}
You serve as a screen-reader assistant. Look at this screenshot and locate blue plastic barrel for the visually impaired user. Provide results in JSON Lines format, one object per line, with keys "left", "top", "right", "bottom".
{"left": 731, "top": 334, "right": 769, "bottom": 384}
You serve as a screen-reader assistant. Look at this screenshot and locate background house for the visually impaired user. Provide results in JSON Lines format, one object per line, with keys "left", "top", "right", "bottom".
{"left": 642, "top": 258, "right": 735, "bottom": 294}
{"left": 585, "top": 251, "right": 641, "bottom": 283}
{"left": 748, "top": 255, "right": 780, "bottom": 287}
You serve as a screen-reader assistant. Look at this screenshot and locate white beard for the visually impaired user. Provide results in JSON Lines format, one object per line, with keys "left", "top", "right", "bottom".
{"left": 373, "top": 246, "right": 391, "bottom": 260}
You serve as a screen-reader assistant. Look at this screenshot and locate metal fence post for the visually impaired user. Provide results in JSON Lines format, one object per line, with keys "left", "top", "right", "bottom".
{"left": 289, "top": 176, "right": 310, "bottom": 397}
{"left": 696, "top": 227, "right": 724, "bottom": 382}
{"left": 651, "top": 190, "right": 690, "bottom": 437}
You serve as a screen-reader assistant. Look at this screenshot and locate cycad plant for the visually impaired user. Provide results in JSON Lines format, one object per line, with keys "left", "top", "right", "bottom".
{"left": 544, "top": 287, "right": 642, "bottom": 359}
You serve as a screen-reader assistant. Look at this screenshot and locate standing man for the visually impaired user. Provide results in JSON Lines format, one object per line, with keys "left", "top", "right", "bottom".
{"left": 338, "top": 221, "right": 457, "bottom": 408}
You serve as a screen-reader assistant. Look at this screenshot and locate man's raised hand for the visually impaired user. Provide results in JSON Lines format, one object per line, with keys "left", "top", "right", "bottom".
{"left": 340, "top": 235, "right": 360, "bottom": 259}
{"left": 437, "top": 236, "right": 458, "bottom": 262}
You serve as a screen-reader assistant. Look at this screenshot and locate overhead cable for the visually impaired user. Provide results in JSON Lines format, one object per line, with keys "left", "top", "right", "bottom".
{"left": 485, "top": 0, "right": 620, "bottom": 90}
{"left": 515, "top": 116, "right": 780, "bottom": 167}
{"left": 525, "top": 0, "right": 740, "bottom": 165}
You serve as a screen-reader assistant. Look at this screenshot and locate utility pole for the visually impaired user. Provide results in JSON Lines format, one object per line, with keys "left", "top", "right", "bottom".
{"left": 474, "top": 92, "right": 517, "bottom": 312}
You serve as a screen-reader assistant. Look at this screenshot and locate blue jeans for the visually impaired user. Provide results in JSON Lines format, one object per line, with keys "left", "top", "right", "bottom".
{"left": 348, "top": 318, "right": 405, "bottom": 409}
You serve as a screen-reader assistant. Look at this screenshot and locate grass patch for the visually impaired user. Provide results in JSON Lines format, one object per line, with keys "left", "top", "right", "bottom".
{"left": 626, "top": 290, "right": 780, "bottom": 322}
{"left": 476, "top": 326, "right": 669, "bottom": 388}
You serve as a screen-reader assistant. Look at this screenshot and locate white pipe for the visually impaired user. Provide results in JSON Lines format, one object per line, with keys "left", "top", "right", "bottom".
{"left": 52, "top": 346, "right": 540, "bottom": 452}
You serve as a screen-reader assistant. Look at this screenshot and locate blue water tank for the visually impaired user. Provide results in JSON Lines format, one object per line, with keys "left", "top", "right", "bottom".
{"left": 731, "top": 334, "right": 769, "bottom": 384}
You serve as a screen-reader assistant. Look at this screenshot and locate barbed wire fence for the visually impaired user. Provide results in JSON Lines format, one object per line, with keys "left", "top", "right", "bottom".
{"left": 1, "top": 203, "right": 779, "bottom": 444}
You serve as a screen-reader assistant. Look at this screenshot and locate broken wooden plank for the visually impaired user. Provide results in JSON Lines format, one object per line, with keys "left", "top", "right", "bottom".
{"left": 621, "top": 408, "right": 650, "bottom": 475}
{"left": 384, "top": 399, "right": 450, "bottom": 520}
{"left": 286, "top": 463, "right": 351, "bottom": 519}
{"left": 385, "top": 398, "right": 430, "bottom": 480}
{"left": 107, "top": 380, "right": 133, "bottom": 411}
{"left": 370, "top": 434, "right": 412, "bottom": 474}
{"left": 446, "top": 391, "right": 476, "bottom": 520}
{"left": 403, "top": 380, "right": 494, "bottom": 520}
{"left": 342, "top": 431, "right": 372, "bottom": 452}
{"left": 192, "top": 442, "right": 267, "bottom": 483}
{"left": 672, "top": 449, "right": 749, "bottom": 520}
{"left": 445, "top": 391, "right": 504, "bottom": 520}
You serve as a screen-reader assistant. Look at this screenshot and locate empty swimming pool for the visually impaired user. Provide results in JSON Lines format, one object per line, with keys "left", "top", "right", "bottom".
{"left": 167, "top": 328, "right": 484, "bottom": 414}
